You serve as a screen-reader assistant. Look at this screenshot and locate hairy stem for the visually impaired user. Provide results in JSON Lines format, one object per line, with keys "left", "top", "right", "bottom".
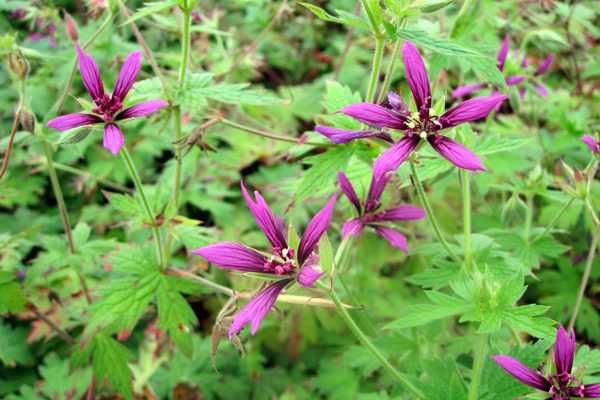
{"left": 28, "top": 305, "right": 75, "bottom": 344}
{"left": 0, "top": 109, "right": 20, "bottom": 179}
{"left": 410, "top": 161, "right": 461, "bottom": 263}
{"left": 462, "top": 169, "right": 472, "bottom": 271}
{"left": 376, "top": 39, "right": 402, "bottom": 104}
{"left": 220, "top": 118, "right": 329, "bottom": 146}
{"left": 568, "top": 231, "right": 598, "bottom": 331}
{"left": 468, "top": 333, "right": 488, "bottom": 400}
{"left": 121, "top": 147, "right": 165, "bottom": 269}
{"left": 365, "top": 37, "right": 384, "bottom": 103}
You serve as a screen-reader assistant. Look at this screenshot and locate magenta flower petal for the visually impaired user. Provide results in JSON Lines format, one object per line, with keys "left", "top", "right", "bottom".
{"left": 116, "top": 99, "right": 168, "bottom": 120}
{"left": 47, "top": 113, "right": 102, "bottom": 131}
{"left": 402, "top": 41, "right": 432, "bottom": 111}
{"left": 534, "top": 54, "right": 554, "bottom": 76}
{"left": 497, "top": 35, "right": 510, "bottom": 71}
{"left": 338, "top": 172, "right": 362, "bottom": 213}
{"left": 373, "top": 135, "right": 420, "bottom": 178}
{"left": 373, "top": 226, "right": 408, "bottom": 252}
{"left": 439, "top": 94, "right": 507, "bottom": 128}
{"left": 297, "top": 264, "right": 323, "bottom": 287}
{"left": 339, "top": 103, "right": 408, "bottom": 129}
{"left": 103, "top": 123, "right": 125, "bottom": 155}
{"left": 452, "top": 83, "right": 486, "bottom": 99}
{"left": 386, "top": 92, "right": 409, "bottom": 113}
{"left": 492, "top": 355, "right": 552, "bottom": 392}
{"left": 428, "top": 135, "right": 486, "bottom": 171}
{"left": 582, "top": 135, "right": 600, "bottom": 153}
{"left": 112, "top": 51, "right": 142, "bottom": 102}
{"left": 297, "top": 194, "right": 337, "bottom": 266}
{"left": 315, "top": 126, "right": 381, "bottom": 144}
{"left": 375, "top": 205, "right": 426, "bottom": 222}
{"left": 554, "top": 325, "right": 576, "bottom": 376}
{"left": 240, "top": 182, "right": 288, "bottom": 250}
{"left": 191, "top": 241, "right": 268, "bottom": 272}
{"left": 76, "top": 45, "right": 105, "bottom": 103}
{"left": 342, "top": 218, "right": 364, "bottom": 237}
{"left": 535, "top": 84, "right": 548, "bottom": 97}
{"left": 506, "top": 75, "right": 526, "bottom": 86}
{"left": 228, "top": 278, "right": 291, "bottom": 337}
{"left": 519, "top": 87, "right": 527, "bottom": 100}
{"left": 580, "top": 383, "right": 600, "bottom": 398}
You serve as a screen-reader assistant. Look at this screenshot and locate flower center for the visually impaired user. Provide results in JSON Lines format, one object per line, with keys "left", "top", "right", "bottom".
{"left": 263, "top": 246, "right": 296, "bottom": 275}
{"left": 549, "top": 372, "right": 583, "bottom": 399}
{"left": 405, "top": 111, "right": 442, "bottom": 138}
{"left": 92, "top": 94, "right": 123, "bottom": 121}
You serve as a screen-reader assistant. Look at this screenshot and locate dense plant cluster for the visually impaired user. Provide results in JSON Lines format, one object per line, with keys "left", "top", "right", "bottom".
{"left": 1, "top": 0, "right": 600, "bottom": 399}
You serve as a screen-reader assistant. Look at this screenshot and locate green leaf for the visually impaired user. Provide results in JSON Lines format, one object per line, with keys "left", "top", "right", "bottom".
{"left": 300, "top": 3, "right": 369, "bottom": 29}
{"left": 56, "top": 127, "right": 93, "bottom": 145}
{"left": 396, "top": 29, "right": 485, "bottom": 57}
{"left": 0, "top": 320, "right": 33, "bottom": 367}
{"left": 92, "top": 334, "right": 134, "bottom": 400}
{"left": 296, "top": 145, "right": 354, "bottom": 202}
{"left": 103, "top": 191, "right": 143, "bottom": 219}
{"left": 318, "top": 233, "right": 334, "bottom": 274}
{"left": 120, "top": 0, "right": 179, "bottom": 26}
{"left": 0, "top": 273, "right": 26, "bottom": 314}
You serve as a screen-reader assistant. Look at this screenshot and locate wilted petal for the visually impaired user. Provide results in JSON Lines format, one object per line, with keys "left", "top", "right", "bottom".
{"left": 342, "top": 218, "right": 364, "bottom": 237}
{"left": 373, "top": 226, "right": 408, "bottom": 252}
{"left": 554, "top": 325, "right": 576, "bottom": 376}
{"left": 582, "top": 135, "right": 600, "bottom": 153}
{"left": 375, "top": 205, "right": 426, "bottom": 222}
{"left": 241, "top": 182, "right": 288, "bottom": 250}
{"left": 452, "top": 83, "right": 486, "bottom": 99}
{"left": 439, "top": 94, "right": 507, "bottom": 128}
{"left": 116, "top": 99, "right": 168, "bottom": 120}
{"left": 103, "top": 123, "right": 125, "bottom": 155}
{"left": 506, "top": 75, "right": 526, "bottom": 86}
{"left": 297, "top": 264, "right": 323, "bottom": 287}
{"left": 228, "top": 279, "right": 291, "bottom": 337}
{"left": 191, "top": 241, "right": 267, "bottom": 272}
{"left": 298, "top": 195, "right": 337, "bottom": 266}
{"left": 76, "top": 45, "right": 105, "bottom": 102}
{"left": 373, "top": 135, "right": 420, "bottom": 179}
{"left": 47, "top": 113, "right": 102, "bottom": 131}
{"left": 339, "top": 103, "right": 408, "bottom": 129}
{"left": 492, "top": 355, "right": 552, "bottom": 392}
{"left": 402, "top": 41, "right": 431, "bottom": 111}
{"left": 534, "top": 54, "right": 554, "bottom": 76}
{"left": 112, "top": 51, "right": 142, "bottom": 102}
{"left": 535, "top": 84, "right": 548, "bottom": 97}
{"left": 429, "top": 135, "right": 486, "bottom": 171}
{"left": 315, "top": 125, "right": 381, "bottom": 144}
{"left": 497, "top": 36, "right": 510, "bottom": 71}
{"left": 386, "top": 92, "right": 409, "bottom": 114}
{"left": 338, "top": 172, "right": 362, "bottom": 213}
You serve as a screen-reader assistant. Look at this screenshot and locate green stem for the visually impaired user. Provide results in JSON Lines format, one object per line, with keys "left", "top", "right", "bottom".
{"left": 220, "top": 118, "right": 329, "bottom": 147}
{"left": 568, "top": 231, "right": 598, "bottom": 331}
{"left": 410, "top": 161, "right": 461, "bottom": 263}
{"left": 365, "top": 37, "right": 385, "bottom": 103}
{"left": 533, "top": 197, "right": 575, "bottom": 242}
{"left": 360, "top": 0, "right": 381, "bottom": 36}
{"left": 462, "top": 169, "right": 472, "bottom": 272}
{"left": 121, "top": 147, "right": 165, "bottom": 269}
{"left": 468, "top": 334, "right": 488, "bottom": 400}
{"left": 524, "top": 193, "right": 534, "bottom": 243}
{"left": 376, "top": 39, "right": 402, "bottom": 104}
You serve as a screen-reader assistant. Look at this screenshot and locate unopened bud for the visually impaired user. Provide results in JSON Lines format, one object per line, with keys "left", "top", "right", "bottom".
{"left": 7, "top": 51, "right": 29, "bottom": 80}
{"left": 19, "top": 109, "right": 36, "bottom": 133}
{"left": 64, "top": 12, "right": 78, "bottom": 43}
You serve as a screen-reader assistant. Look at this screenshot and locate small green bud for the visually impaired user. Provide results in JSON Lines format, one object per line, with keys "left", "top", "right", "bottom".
{"left": 7, "top": 51, "right": 29, "bottom": 80}
{"left": 19, "top": 109, "right": 36, "bottom": 133}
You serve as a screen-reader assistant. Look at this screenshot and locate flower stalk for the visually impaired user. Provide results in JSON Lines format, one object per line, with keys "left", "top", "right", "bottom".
{"left": 461, "top": 169, "right": 473, "bottom": 271}
{"left": 568, "top": 231, "right": 599, "bottom": 331}
{"left": 468, "top": 333, "right": 488, "bottom": 400}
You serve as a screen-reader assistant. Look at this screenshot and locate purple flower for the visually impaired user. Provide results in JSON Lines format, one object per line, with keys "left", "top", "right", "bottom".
{"left": 493, "top": 325, "right": 600, "bottom": 399}
{"left": 191, "top": 182, "right": 337, "bottom": 337}
{"left": 582, "top": 135, "right": 599, "bottom": 154}
{"left": 47, "top": 46, "right": 168, "bottom": 155}
{"left": 338, "top": 171, "right": 424, "bottom": 252}
{"left": 453, "top": 36, "right": 554, "bottom": 100}
{"left": 316, "top": 42, "right": 505, "bottom": 172}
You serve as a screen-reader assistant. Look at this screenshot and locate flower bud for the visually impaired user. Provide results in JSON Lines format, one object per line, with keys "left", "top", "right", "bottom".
{"left": 7, "top": 51, "right": 29, "bottom": 80}
{"left": 64, "top": 12, "right": 79, "bottom": 43}
{"left": 19, "top": 109, "right": 36, "bottom": 133}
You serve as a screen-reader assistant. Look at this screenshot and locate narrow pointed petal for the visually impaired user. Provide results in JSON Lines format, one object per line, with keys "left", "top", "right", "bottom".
{"left": 582, "top": 135, "right": 600, "bottom": 153}
{"left": 452, "top": 83, "right": 486, "bottom": 99}
{"left": 535, "top": 84, "right": 548, "bottom": 97}
{"left": 76, "top": 45, "right": 105, "bottom": 102}
{"left": 579, "top": 383, "right": 600, "bottom": 398}
{"left": 534, "top": 54, "right": 554, "bottom": 76}
{"left": 228, "top": 279, "right": 291, "bottom": 337}
{"left": 497, "top": 36, "right": 510, "bottom": 71}
{"left": 240, "top": 182, "right": 288, "bottom": 250}
{"left": 47, "top": 113, "right": 102, "bottom": 131}
{"left": 402, "top": 41, "right": 432, "bottom": 111}
{"left": 375, "top": 205, "right": 426, "bottom": 221}
{"left": 373, "top": 135, "right": 420, "bottom": 179}
{"left": 116, "top": 99, "right": 168, "bottom": 120}
{"left": 191, "top": 241, "right": 268, "bottom": 273}
{"left": 297, "top": 264, "right": 323, "bottom": 287}
{"left": 506, "top": 75, "right": 526, "bottom": 86}
{"left": 103, "top": 123, "right": 125, "bottom": 155}
{"left": 373, "top": 226, "right": 408, "bottom": 252}
{"left": 339, "top": 103, "right": 408, "bottom": 129}
{"left": 492, "top": 355, "right": 552, "bottom": 392}
{"left": 342, "top": 218, "right": 364, "bottom": 237}
{"left": 315, "top": 125, "right": 382, "bottom": 144}
{"left": 402, "top": 42, "right": 432, "bottom": 112}
{"left": 439, "top": 94, "right": 507, "bottom": 128}
{"left": 429, "top": 135, "right": 486, "bottom": 171}
{"left": 554, "top": 325, "right": 576, "bottom": 376}
{"left": 298, "top": 195, "right": 337, "bottom": 266}
{"left": 112, "top": 51, "right": 142, "bottom": 102}
{"left": 338, "top": 172, "right": 362, "bottom": 213}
